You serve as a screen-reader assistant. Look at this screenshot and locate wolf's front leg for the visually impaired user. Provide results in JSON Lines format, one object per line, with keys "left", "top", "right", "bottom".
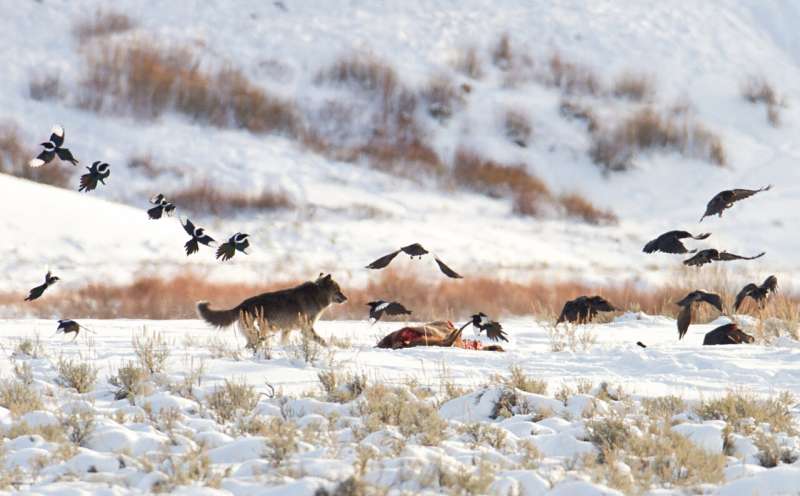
{"left": 304, "top": 327, "right": 328, "bottom": 346}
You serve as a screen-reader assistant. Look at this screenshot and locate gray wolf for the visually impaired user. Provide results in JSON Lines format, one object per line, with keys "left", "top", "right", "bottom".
{"left": 196, "top": 273, "right": 347, "bottom": 347}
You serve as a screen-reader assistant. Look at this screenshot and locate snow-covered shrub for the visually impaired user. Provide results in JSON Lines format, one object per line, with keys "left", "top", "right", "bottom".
{"left": 696, "top": 390, "right": 796, "bottom": 436}
{"left": 454, "top": 46, "right": 484, "bottom": 79}
{"left": 612, "top": 71, "right": 656, "bottom": 101}
{"left": 72, "top": 9, "right": 136, "bottom": 44}
{"left": 318, "top": 369, "right": 367, "bottom": 403}
{"left": 741, "top": 76, "right": 784, "bottom": 127}
{"left": 356, "top": 384, "right": 446, "bottom": 446}
{"left": 546, "top": 52, "right": 603, "bottom": 96}
{"left": 503, "top": 109, "right": 533, "bottom": 147}
{"left": 206, "top": 379, "right": 258, "bottom": 424}
{"left": 420, "top": 74, "right": 466, "bottom": 122}
{"left": 490, "top": 365, "right": 548, "bottom": 395}
{"left": 0, "top": 379, "right": 44, "bottom": 417}
{"left": 55, "top": 356, "right": 98, "bottom": 394}
{"left": 109, "top": 361, "right": 149, "bottom": 401}
{"left": 132, "top": 329, "right": 171, "bottom": 374}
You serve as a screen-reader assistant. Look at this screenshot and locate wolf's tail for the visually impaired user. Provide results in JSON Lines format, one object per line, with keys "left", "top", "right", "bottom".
{"left": 196, "top": 301, "right": 240, "bottom": 328}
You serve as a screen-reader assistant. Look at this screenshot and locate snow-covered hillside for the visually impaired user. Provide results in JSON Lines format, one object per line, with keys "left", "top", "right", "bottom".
{"left": 1, "top": 0, "right": 799, "bottom": 295}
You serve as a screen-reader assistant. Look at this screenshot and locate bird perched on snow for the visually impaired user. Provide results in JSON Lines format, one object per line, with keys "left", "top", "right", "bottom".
{"left": 675, "top": 290, "right": 723, "bottom": 340}
{"left": 636, "top": 341, "right": 647, "bottom": 348}
{"left": 29, "top": 125, "right": 78, "bottom": 167}
{"left": 683, "top": 249, "right": 765, "bottom": 268}
{"left": 556, "top": 296, "right": 616, "bottom": 324}
{"left": 24, "top": 271, "right": 59, "bottom": 301}
{"left": 460, "top": 312, "right": 508, "bottom": 342}
{"left": 366, "top": 243, "right": 463, "bottom": 278}
{"left": 734, "top": 275, "right": 778, "bottom": 312}
{"left": 181, "top": 218, "right": 216, "bottom": 256}
{"left": 367, "top": 300, "right": 412, "bottom": 323}
{"left": 643, "top": 231, "right": 710, "bottom": 254}
{"left": 147, "top": 194, "right": 176, "bottom": 220}
{"left": 78, "top": 161, "right": 110, "bottom": 192}
{"left": 699, "top": 186, "right": 771, "bottom": 222}
{"left": 216, "top": 233, "right": 250, "bottom": 261}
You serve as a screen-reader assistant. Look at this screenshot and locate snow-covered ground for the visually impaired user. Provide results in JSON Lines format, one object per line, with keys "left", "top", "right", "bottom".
{"left": 0, "top": 315, "right": 798, "bottom": 493}
{"left": 2, "top": 0, "right": 800, "bottom": 293}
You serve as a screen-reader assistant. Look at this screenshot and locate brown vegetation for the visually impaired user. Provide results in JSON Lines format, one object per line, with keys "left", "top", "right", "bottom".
{"left": 741, "top": 76, "right": 784, "bottom": 127}
{"left": 559, "top": 192, "right": 618, "bottom": 225}
{"left": 73, "top": 9, "right": 136, "bottom": 44}
{"left": 171, "top": 181, "right": 293, "bottom": 215}
{"left": 612, "top": 72, "right": 655, "bottom": 101}
{"left": 590, "top": 107, "right": 726, "bottom": 171}
{"left": 0, "top": 122, "right": 71, "bottom": 188}
{"left": 420, "top": 74, "right": 465, "bottom": 122}
{"left": 80, "top": 41, "right": 299, "bottom": 135}
{"left": 546, "top": 52, "right": 603, "bottom": 96}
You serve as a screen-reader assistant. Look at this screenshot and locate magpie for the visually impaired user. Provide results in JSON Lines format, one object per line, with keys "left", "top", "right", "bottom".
{"left": 367, "top": 300, "right": 412, "bottom": 323}
{"left": 216, "top": 233, "right": 250, "bottom": 261}
{"left": 25, "top": 271, "right": 59, "bottom": 301}
{"left": 29, "top": 125, "right": 78, "bottom": 167}
{"left": 181, "top": 218, "right": 216, "bottom": 256}
{"left": 78, "top": 161, "right": 110, "bottom": 192}
{"left": 147, "top": 194, "right": 176, "bottom": 220}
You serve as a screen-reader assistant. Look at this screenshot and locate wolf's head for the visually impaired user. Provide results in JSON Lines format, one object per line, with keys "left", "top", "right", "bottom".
{"left": 316, "top": 273, "right": 347, "bottom": 303}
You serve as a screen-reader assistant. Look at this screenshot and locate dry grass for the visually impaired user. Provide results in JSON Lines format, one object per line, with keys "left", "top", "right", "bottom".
{"left": 0, "top": 379, "right": 44, "bottom": 417}
{"left": 559, "top": 99, "right": 599, "bottom": 132}
{"left": 454, "top": 46, "right": 484, "bottom": 79}
{"left": 171, "top": 181, "right": 293, "bottom": 215}
{"left": 4, "top": 270, "right": 799, "bottom": 326}
{"left": 559, "top": 192, "right": 617, "bottom": 225}
{"left": 503, "top": 109, "right": 532, "bottom": 147}
{"left": 206, "top": 379, "right": 258, "bottom": 424}
{"left": 490, "top": 365, "right": 547, "bottom": 395}
{"left": 696, "top": 390, "right": 796, "bottom": 435}
{"left": 80, "top": 41, "right": 299, "bottom": 135}
{"left": 546, "top": 52, "right": 603, "bottom": 96}
{"left": 453, "top": 148, "right": 552, "bottom": 217}
{"left": 741, "top": 76, "right": 784, "bottom": 127}
{"left": 73, "top": 9, "right": 136, "bottom": 44}
{"left": 420, "top": 74, "right": 466, "bottom": 122}
{"left": 491, "top": 34, "right": 513, "bottom": 70}
{"left": 0, "top": 122, "right": 71, "bottom": 188}
{"left": 132, "top": 329, "right": 171, "bottom": 374}
{"left": 612, "top": 72, "right": 655, "bottom": 101}
{"left": 356, "top": 384, "right": 447, "bottom": 446}
{"left": 590, "top": 107, "right": 726, "bottom": 171}
{"left": 109, "top": 361, "right": 149, "bottom": 401}
{"left": 318, "top": 369, "right": 367, "bottom": 403}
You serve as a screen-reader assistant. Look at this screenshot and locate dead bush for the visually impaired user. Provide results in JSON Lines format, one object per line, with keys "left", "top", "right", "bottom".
{"left": 0, "top": 379, "right": 44, "bottom": 417}
{"left": 503, "top": 109, "right": 532, "bottom": 147}
{"left": 109, "top": 361, "right": 149, "bottom": 401}
{"left": 559, "top": 99, "right": 599, "bottom": 132}
{"left": 612, "top": 72, "right": 655, "bottom": 101}
{"left": 80, "top": 41, "right": 299, "bottom": 135}
{"left": 453, "top": 148, "right": 552, "bottom": 217}
{"left": 546, "top": 52, "right": 602, "bottom": 96}
{"left": 420, "top": 74, "right": 465, "bottom": 122}
{"left": 454, "top": 46, "right": 483, "bottom": 79}
{"left": 171, "top": 181, "right": 293, "bottom": 215}
{"left": 741, "top": 76, "right": 784, "bottom": 127}
{"left": 357, "top": 384, "right": 446, "bottom": 446}
{"left": 491, "top": 365, "right": 547, "bottom": 395}
{"left": 491, "top": 34, "right": 513, "bottom": 70}
{"left": 318, "top": 370, "right": 367, "bottom": 403}
{"left": 590, "top": 107, "right": 726, "bottom": 171}
{"left": 132, "top": 329, "right": 171, "bottom": 374}
{"left": 73, "top": 9, "right": 136, "bottom": 44}
{"left": 0, "top": 122, "right": 71, "bottom": 188}
{"left": 55, "top": 356, "right": 98, "bottom": 394}
{"left": 559, "top": 192, "right": 617, "bottom": 225}
{"left": 29, "top": 74, "right": 64, "bottom": 101}
{"left": 696, "top": 390, "right": 795, "bottom": 435}
{"left": 207, "top": 379, "right": 258, "bottom": 424}
{"left": 753, "top": 431, "right": 798, "bottom": 467}
{"left": 258, "top": 417, "right": 299, "bottom": 467}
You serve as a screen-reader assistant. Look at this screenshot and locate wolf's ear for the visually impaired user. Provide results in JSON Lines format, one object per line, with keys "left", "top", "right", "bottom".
{"left": 323, "top": 273, "right": 332, "bottom": 281}
{"left": 316, "top": 272, "right": 324, "bottom": 282}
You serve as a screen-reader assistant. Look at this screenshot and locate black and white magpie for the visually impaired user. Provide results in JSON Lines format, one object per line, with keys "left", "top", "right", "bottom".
{"left": 29, "top": 125, "right": 78, "bottom": 167}
{"left": 147, "top": 194, "right": 176, "bottom": 220}
{"left": 366, "top": 243, "right": 463, "bottom": 278}
{"left": 56, "top": 319, "right": 94, "bottom": 340}
{"left": 216, "top": 233, "right": 250, "bottom": 261}
{"left": 78, "top": 161, "right": 110, "bottom": 192}
{"left": 25, "top": 271, "right": 59, "bottom": 301}
{"left": 181, "top": 218, "right": 216, "bottom": 256}
{"left": 367, "top": 300, "right": 412, "bottom": 323}
{"left": 459, "top": 312, "right": 508, "bottom": 342}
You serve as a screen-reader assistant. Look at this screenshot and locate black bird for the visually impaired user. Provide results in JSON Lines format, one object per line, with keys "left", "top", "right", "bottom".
{"left": 699, "top": 185, "right": 771, "bottom": 222}
{"left": 366, "top": 243, "right": 462, "bottom": 279}
{"left": 643, "top": 231, "right": 711, "bottom": 254}
{"left": 683, "top": 249, "right": 765, "bottom": 268}
{"left": 216, "top": 233, "right": 250, "bottom": 261}
{"left": 459, "top": 312, "right": 508, "bottom": 342}
{"left": 703, "top": 323, "right": 754, "bottom": 345}
{"left": 24, "top": 271, "right": 59, "bottom": 302}
{"left": 367, "top": 300, "right": 412, "bottom": 323}
{"left": 556, "top": 296, "right": 617, "bottom": 324}
{"left": 181, "top": 218, "right": 216, "bottom": 256}
{"left": 78, "top": 161, "right": 110, "bottom": 192}
{"left": 675, "top": 290, "right": 723, "bottom": 340}
{"left": 734, "top": 275, "right": 778, "bottom": 312}
{"left": 147, "top": 194, "right": 176, "bottom": 220}
{"left": 636, "top": 341, "right": 647, "bottom": 348}
{"left": 56, "top": 319, "right": 84, "bottom": 340}
{"left": 29, "top": 125, "right": 78, "bottom": 167}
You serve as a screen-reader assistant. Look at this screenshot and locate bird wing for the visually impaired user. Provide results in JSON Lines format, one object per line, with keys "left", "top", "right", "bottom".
{"left": 215, "top": 242, "right": 236, "bottom": 261}
{"left": 691, "top": 232, "right": 712, "bottom": 240}
{"left": 184, "top": 238, "right": 200, "bottom": 256}
{"left": 182, "top": 218, "right": 196, "bottom": 237}
{"left": 164, "top": 203, "right": 176, "bottom": 216}
{"left": 700, "top": 194, "right": 724, "bottom": 221}
{"left": 384, "top": 302, "right": 412, "bottom": 316}
{"left": 717, "top": 251, "right": 765, "bottom": 262}
{"left": 198, "top": 233, "right": 216, "bottom": 246}
{"left": 683, "top": 252, "right": 710, "bottom": 267}
{"left": 78, "top": 172, "right": 98, "bottom": 192}
{"left": 762, "top": 275, "right": 778, "bottom": 293}
{"left": 149, "top": 193, "right": 164, "bottom": 205}
{"left": 147, "top": 205, "right": 164, "bottom": 219}
{"left": 642, "top": 237, "right": 660, "bottom": 253}
{"left": 49, "top": 125, "right": 65, "bottom": 147}
{"left": 236, "top": 238, "right": 250, "bottom": 253}
{"left": 676, "top": 304, "right": 691, "bottom": 340}
{"left": 365, "top": 250, "right": 401, "bottom": 269}
{"left": 24, "top": 283, "right": 46, "bottom": 302}
{"left": 659, "top": 235, "right": 690, "bottom": 254}
{"left": 55, "top": 147, "right": 78, "bottom": 165}
{"left": 697, "top": 291, "right": 724, "bottom": 312}
{"left": 734, "top": 284, "right": 757, "bottom": 311}
{"left": 29, "top": 149, "right": 55, "bottom": 168}
{"left": 484, "top": 322, "right": 508, "bottom": 342}
{"left": 729, "top": 186, "right": 770, "bottom": 204}
{"left": 434, "top": 257, "right": 463, "bottom": 278}
{"left": 556, "top": 301, "right": 573, "bottom": 324}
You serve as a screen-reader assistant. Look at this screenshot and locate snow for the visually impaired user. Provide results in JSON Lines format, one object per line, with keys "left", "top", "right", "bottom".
{"left": 672, "top": 421, "right": 725, "bottom": 454}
